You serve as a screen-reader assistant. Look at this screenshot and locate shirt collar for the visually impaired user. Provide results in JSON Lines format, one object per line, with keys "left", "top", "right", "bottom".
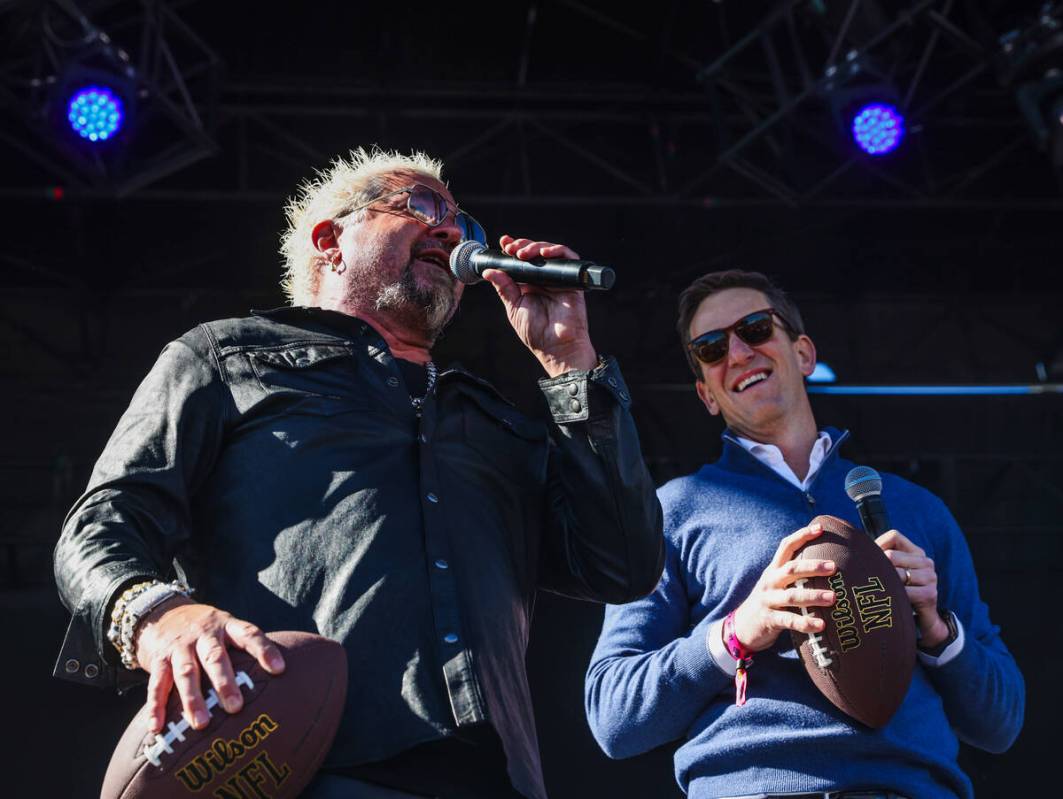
{"left": 732, "top": 430, "right": 833, "bottom": 492}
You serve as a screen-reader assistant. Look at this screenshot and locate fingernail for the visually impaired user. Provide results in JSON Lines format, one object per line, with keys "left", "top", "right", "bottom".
{"left": 223, "top": 693, "right": 241, "bottom": 713}
{"left": 193, "top": 709, "right": 209, "bottom": 728}
{"left": 822, "top": 591, "right": 835, "bottom": 601}
{"left": 267, "top": 653, "right": 284, "bottom": 672}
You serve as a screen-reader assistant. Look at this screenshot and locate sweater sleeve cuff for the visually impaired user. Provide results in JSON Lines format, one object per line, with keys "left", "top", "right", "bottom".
{"left": 668, "top": 615, "right": 736, "bottom": 686}
{"left": 917, "top": 612, "right": 965, "bottom": 668}
{"left": 659, "top": 615, "right": 729, "bottom": 689}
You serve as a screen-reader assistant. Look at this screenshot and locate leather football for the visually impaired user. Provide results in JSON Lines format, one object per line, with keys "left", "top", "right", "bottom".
{"left": 101, "top": 631, "right": 347, "bottom": 799}
{"left": 789, "top": 514, "right": 915, "bottom": 728}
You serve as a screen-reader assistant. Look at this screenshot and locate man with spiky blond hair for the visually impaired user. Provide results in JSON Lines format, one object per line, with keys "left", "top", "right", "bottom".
{"left": 54, "top": 146, "right": 664, "bottom": 798}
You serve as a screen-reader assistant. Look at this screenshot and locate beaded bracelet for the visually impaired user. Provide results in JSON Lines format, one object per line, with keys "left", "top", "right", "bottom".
{"left": 107, "top": 579, "right": 192, "bottom": 670}
{"left": 107, "top": 580, "right": 158, "bottom": 656}
{"left": 722, "top": 610, "right": 755, "bottom": 706}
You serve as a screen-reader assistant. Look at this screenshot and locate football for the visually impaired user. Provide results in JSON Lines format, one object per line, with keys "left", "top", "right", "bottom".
{"left": 790, "top": 514, "right": 916, "bottom": 728}
{"left": 101, "top": 630, "right": 347, "bottom": 799}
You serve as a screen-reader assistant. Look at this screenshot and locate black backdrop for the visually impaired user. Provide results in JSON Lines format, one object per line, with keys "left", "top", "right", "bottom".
{"left": 2, "top": 1, "right": 1060, "bottom": 795}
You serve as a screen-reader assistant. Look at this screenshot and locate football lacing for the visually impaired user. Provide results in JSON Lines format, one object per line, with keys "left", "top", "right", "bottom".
{"left": 142, "top": 670, "right": 256, "bottom": 767}
{"left": 794, "top": 578, "right": 833, "bottom": 669}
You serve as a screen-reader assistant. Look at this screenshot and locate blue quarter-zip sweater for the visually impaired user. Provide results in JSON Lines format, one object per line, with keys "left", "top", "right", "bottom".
{"left": 585, "top": 428, "right": 1023, "bottom": 799}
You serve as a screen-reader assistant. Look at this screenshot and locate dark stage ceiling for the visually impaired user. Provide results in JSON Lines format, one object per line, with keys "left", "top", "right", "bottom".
{"left": 2, "top": 0, "right": 1062, "bottom": 291}
{"left": 1, "top": 3, "right": 1060, "bottom": 795}
{"left": 2, "top": 0, "right": 1061, "bottom": 376}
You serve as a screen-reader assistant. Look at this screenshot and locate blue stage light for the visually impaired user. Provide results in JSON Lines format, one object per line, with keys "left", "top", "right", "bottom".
{"left": 851, "top": 103, "right": 904, "bottom": 155}
{"left": 67, "top": 86, "right": 123, "bottom": 142}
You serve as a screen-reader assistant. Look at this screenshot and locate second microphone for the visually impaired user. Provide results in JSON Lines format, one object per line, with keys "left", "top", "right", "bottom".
{"left": 449, "top": 240, "right": 616, "bottom": 291}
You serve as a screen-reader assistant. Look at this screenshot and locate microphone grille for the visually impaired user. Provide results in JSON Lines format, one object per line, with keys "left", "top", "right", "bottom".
{"left": 450, "top": 240, "right": 485, "bottom": 284}
{"left": 844, "top": 466, "right": 883, "bottom": 501}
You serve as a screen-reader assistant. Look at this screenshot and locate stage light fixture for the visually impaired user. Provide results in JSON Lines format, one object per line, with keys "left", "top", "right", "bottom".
{"left": 823, "top": 54, "right": 905, "bottom": 159}
{"left": 851, "top": 103, "right": 905, "bottom": 155}
{"left": 999, "top": 4, "right": 1063, "bottom": 181}
{"left": 66, "top": 86, "right": 123, "bottom": 142}
{"left": 1, "top": 2, "right": 219, "bottom": 194}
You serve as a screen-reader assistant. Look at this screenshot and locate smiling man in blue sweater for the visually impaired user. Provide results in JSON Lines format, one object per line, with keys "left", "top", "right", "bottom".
{"left": 585, "top": 270, "right": 1024, "bottom": 799}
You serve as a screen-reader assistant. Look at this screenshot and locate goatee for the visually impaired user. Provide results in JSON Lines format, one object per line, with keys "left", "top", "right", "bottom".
{"left": 374, "top": 263, "right": 458, "bottom": 340}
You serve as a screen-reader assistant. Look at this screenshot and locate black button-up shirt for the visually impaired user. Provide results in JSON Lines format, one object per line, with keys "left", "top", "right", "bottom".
{"left": 53, "top": 307, "right": 664, "bottom": 799}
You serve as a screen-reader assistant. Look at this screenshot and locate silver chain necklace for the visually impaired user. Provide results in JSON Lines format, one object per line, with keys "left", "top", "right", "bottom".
{"left": 410, "top": 360, "right": 437, "bottom": 414}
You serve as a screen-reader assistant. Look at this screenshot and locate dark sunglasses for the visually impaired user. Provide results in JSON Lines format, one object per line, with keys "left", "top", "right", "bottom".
{"left": 346, "top": 183, "right": 488, "bottom": 245}
{"left": 687, "top": 308, "right": 795, "bottom": 366}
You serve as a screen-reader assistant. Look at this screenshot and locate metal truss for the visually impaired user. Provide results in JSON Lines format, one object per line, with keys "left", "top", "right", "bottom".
{"left": 0, "top": 0, "right": 220, "bottom": 194}
{"left": 689, "top": 0, "right": 1061, "bottom": 206}
{"left": 1, "top": 0, "right": 1060, "bottom": 208}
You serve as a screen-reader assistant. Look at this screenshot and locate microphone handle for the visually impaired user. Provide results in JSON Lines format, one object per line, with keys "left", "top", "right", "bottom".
{"left": 857, "top": 492, "right": 918, "bottom": 629}
{"left": 473, "top": 252, "right": 615, "bottom": 290}
{"left": 856, "top": 494, "right": 891, "bottom": 539}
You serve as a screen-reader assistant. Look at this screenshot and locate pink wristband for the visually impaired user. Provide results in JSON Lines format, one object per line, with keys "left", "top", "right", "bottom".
{"left": 722, "top": 610, "right": 754, "bottom": 706}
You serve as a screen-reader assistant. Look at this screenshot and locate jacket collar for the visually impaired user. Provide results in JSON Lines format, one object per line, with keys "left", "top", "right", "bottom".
{"left": 251, "top": 306, "right": 375, "bottom": 339}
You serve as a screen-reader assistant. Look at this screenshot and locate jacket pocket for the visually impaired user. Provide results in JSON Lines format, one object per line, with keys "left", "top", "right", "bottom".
{"left": 461, "top": 390, "right": 549, "bottom": 484}
{"left": 248, "top": 343, "right": 364, "bottom": 404}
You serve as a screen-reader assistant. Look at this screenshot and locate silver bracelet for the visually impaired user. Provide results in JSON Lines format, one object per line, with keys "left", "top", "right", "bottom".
{"left": 107, "top": 580, "right": 159, "bottom": 654}
{"left": 113, "top": 580, "right": 193, "bottom": 671}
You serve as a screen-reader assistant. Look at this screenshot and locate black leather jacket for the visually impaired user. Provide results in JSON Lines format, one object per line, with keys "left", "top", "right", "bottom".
{"left": 52, "top": 307, "right": 664, "bottom": 799}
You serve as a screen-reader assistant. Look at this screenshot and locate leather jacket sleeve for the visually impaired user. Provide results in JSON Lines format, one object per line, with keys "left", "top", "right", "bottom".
{"left": 52, "top": 331, "right": 227, "bottom": 689}
{"left": 535, "top": 357, "right": 665, "bottom": 604}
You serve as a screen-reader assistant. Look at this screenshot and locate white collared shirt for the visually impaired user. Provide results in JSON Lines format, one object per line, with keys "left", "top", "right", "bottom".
{"left": 734, "top": 430, "right": 833, "bottom": 491}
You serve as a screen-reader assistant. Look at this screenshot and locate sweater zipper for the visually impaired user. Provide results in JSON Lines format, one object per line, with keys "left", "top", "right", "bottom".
{"left": 722, "top": 429, "right": 851, "bottom": 510}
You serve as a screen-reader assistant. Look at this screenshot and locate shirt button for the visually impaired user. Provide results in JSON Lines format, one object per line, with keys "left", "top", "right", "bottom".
{"left": 419, "top": 433, "right": 429, "bottom": 444}
{"left": 569, "top": 398, "right": 582, "bottom": 413}
{"left": 443, "top": 633, "right": 459, "bottom": 644}
{"left": 64, "top": 658, "right": 80, "bottom": 674}
{"left": 608, "top": 377, "right": 618, "bottom": 387}
{"left": 567, "top": 383, "right": 579, "bottom": 396}
{"left": 426, "top": 492, "right": 439, "bottom": 503}
{"left": 434, "top": 559, "right": 449, "bottom": 570}
{"left": 294, "top": 357, "right": 311, "bottom": 368}
{"left": 805, "top": 493, "right": 816, "bottom": 505}
{"left": 386, "top": 376, "right": 400, "bottom": 388}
